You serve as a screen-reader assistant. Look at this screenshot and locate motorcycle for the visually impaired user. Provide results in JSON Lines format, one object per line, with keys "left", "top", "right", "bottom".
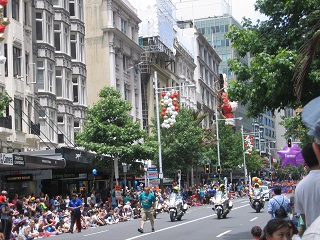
{"left": 211, "top": 191, "right": 232, "bottom": 219}
{"left": 168, "top": 192, "right": 189, "bottom": 222}
{"left": 153, "top": 199, "right": 163, "bottom": 219}
{"left": 250, "top": 190, "right": 265, "bottom": 213}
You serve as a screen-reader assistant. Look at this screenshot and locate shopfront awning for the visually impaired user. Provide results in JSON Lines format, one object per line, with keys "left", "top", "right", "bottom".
{"left": 0, "top": 150, "right": 66, "bottom": 171}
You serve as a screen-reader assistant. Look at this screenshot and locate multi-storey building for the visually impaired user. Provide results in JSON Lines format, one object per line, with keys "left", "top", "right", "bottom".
{"left": 84, "top": 0, "right": 144, "bottom": 124}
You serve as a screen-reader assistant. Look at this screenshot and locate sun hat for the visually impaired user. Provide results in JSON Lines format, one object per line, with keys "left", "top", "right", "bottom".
{"left": 302, "top": 96, "right": 320, "bottom": 143}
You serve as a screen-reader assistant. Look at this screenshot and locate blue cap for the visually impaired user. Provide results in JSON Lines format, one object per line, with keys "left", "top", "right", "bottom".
{"left": 302, "top": 96, "right": 320, "bottom": 143}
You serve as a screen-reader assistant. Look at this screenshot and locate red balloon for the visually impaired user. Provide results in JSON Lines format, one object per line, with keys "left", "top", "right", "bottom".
{"left": 175, "top": 107, "right": 179, "bottom": 111}
{"left": 161, "top": 92, "right": 166, "bottom": 97}
{"left": 161, "top": 112, "right": 166, "bottom": 117}
{"left": 0, "top": 24, "right": 5, "bottom": 33}
{"left": 173, "top": 102, "right": 178, "bottom": 106}
{"left": 174, "top": 92, "right": 179, "bottom": 98}
{"left": 170, "top": 94, "right": 175, "bottom": 99}
{"left": 162, "top": 107, "right": 167, "bottom": 112}
{"left": 0, "top": 0, "right": 8, "bottom": 6}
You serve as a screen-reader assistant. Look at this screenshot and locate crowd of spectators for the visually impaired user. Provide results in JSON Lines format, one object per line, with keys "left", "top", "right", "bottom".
{"left": 0, "top": 183, "right": 235, "bottom": 240}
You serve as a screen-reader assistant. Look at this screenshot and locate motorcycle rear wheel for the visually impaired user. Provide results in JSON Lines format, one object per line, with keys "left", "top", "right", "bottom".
{"left": 217, "top": 209, "right": 222, "bottom": 219}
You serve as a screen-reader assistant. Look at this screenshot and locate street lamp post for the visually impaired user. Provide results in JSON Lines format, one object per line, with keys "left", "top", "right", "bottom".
{"left": 154, "top": 71, "right": 195, "bottom": 190}
{"left": 241, "top": 125, "right": 248, "bottom": 184}
{"left": 215, "top": 111, "right": 242, "bottom": 178}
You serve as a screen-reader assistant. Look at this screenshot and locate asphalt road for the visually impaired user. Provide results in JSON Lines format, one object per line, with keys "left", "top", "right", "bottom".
{"left": 51, "top": 197, "right": 273, "bottom": 240}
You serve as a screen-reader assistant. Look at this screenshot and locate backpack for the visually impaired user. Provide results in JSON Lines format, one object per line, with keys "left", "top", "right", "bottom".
{"left": 274, "top": 197, "right": 288, "bottom": 219}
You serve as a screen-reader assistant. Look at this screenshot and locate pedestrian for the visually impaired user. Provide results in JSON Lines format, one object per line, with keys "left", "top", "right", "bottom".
{"left": 137, "top": 186, "right": 156, "bottom": 233}
{"left": 267, "top": 185, "right": 290, "bottom": 219}
{"left": 295, "top": 142, "right": 320, "bottom": 230}
{"left": 1, "top": 198, "right": 13, "bottom": 240}
{"left": 68, "top": 193, "right": 82, "bottom": 233}
{"left": 251, "top": 225, "right": 262, "bottom": 240}
{"left": 260, "top": 218, "right": 290, "bottom": 240}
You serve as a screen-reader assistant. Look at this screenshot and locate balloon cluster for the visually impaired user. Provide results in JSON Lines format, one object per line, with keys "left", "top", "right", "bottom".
{"left": 160, "top": 91, "right": 179, "bottom": 128}
{"left": 252, "top": 177, "right": 262, "bottom": 185}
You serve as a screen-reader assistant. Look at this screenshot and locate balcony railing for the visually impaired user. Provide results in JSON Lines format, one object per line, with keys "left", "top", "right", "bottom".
{"left": 0, "top": 115, "right": 12, "bottom": 129}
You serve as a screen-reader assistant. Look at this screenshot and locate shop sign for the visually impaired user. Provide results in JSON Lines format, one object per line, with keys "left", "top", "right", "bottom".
{"left": 52, "top": 173, "right": 77, "bottom": 179}
{"left": 10, "top": 170, "right": 52, "bottom": 180}
{"left": 0, "top": 153, "right": 13, "bottom": 165}
{"left": 5, "top": 174, "right": 33, "bottom": 182}
{"left": 13, "top": 155, "right": 25, "bottom": 166}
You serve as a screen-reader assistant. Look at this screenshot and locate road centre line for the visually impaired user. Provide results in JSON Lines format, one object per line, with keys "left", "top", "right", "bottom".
{"left": 83, "top": 229, "right": 109, "bottom": 237}
{"left": 126, "top": 204, "right": 250, "bottom": 240}
{"left": 216, "top": 230, "right": 232, "bottom": 237}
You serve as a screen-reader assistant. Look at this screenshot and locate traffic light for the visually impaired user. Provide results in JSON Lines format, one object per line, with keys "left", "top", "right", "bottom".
{"left": 259, "top": 171, "right": 264, "bottom": 177}
{"left": 216, "top": 165, "right": 221, "bottom": 174}
{"left": 287, "top": 138, "right": 292, "bottom": 147}
{"left": 205, "top": 164, "right": 210, "bottom": 174}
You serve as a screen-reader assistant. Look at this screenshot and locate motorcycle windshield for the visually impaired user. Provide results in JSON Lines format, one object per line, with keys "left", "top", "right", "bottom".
{"left": 169, "top": 193, "right": 177, "bottom": 206}
{"left": 252, "top": 190, "right": 261, "bottom": 197}
{"left": 215, "top": 191, "right": 223, "bottom": 202}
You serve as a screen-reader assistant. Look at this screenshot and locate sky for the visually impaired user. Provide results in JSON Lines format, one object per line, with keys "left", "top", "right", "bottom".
{"left": 231, "top": 0, "right": 268, "bottom": 24}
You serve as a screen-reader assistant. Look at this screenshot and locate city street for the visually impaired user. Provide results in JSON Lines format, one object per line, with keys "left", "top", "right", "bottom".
{"left": 51, "top": 197, "right": 272, "bottom": 240}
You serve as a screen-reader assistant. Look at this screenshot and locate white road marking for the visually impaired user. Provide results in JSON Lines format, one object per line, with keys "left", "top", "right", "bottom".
{"left": 83, "top": 229, "right": 109, "bottom": 236}
{"left": 250, "top": 217, "right": 258, "bottom": 221}
{"left": 125, "top": 203, "right": 250, "bottom": 240}
{"left": 217, "top": 230, "right": 232, "bottom": 237}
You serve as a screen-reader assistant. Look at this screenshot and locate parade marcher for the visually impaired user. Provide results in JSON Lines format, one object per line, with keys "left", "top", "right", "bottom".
{"left": 137, "top": 186, "right": 156, "bottom": 233}
{"left": 68, "top": 193, "right": 82, "bottom": 233}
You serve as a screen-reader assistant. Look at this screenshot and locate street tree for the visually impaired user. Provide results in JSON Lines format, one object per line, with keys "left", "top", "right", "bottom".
{"left": 149, "top": 107, "right": 204, "bottom": 176}
{"left": 75, "top": 87, "right": 152, "bottom": 176}
{"left": 225, "top": 0, "right": 320, "bottom": 117}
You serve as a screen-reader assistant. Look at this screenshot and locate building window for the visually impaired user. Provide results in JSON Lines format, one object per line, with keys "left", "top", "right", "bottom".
{"left": 123, "top": 55, "right": 128, "bottom": 70}
{"left": 54, "top": 24, "right": 61, "bottom": 51}
{"left": 79, "top": 36, "right": 84, "bottom": 62}
{"left": 48, "top": 110, "right": 55, "bottom": 141}
{"left": 72, "top": 77, "right": 78, "bottom": 103}
{"left": 4, "top": 43, "right": 8, "bottom": 76}
{"left": 78, "top": 0, "right": 83, "bottom": 20}
{"left": 12, "top": 0, "right": 19, "bottom": 21}
{"left": 56, "top": 69, "right": 62, "bottom": 97}
{"left": 70, "top": 34, "right": 76, "bottom": 59}
{"left": 67, "top": 116, "right": 72, "bottom": 141}
{"left": 120, "top": 18, "right": 126, "bottom": 34}
{"left": 64, "top": 26, "right": 69, "bottom": 53}
{"left": 65, "top": 71, "right": 71, "bottom": 100}
{"left": 69, "top": 0, "right": 75, "bottom": 17}
{"left": 124, "top": 83, "right": 130, "bottom": 101}
{"left": 48, "top": 62, "right": 53, "bottom": 93}
{"left": 36, "top": 12, "right": 43, "bottom": 40}
{"left": 14, "top": 98, "right": 22, "bottom": 131}
{"left": 13, "top": 46, "right": 21, "bottom": 77}
{"left": 37, "top": 60, "right": 44, "bottom": 90}
{"left": 81, "top": 78, "right": 86, "bottom": 105}
{"left": 46, "top": 15, "right": 52, "bottom": 44}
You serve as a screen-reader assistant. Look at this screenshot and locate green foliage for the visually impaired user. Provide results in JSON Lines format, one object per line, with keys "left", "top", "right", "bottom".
{"left": 148, "top": 107, "right": 204, "bottom": 175}
{"left": 226, "top": 0, "right": 320, "bottom": 117}
{"left": 279, "top": 114, "right": 314, "bottom": 147}
{"left": 75, "top": 87, "right": 151, "bottom": 171}
{"left": 0, "top": 91, "right": 12, "bottom": 114}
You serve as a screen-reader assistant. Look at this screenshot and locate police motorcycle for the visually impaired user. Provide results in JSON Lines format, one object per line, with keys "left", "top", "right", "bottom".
{"left": 211, "top": 184, "right": 233, "bottom": 219}
{"left": 168, "top": 186, "right": 189, "bottom": 222}
{"left": 153, "top": 197, "right": 163, "bottom": 219}
{"left": 249, "top": 184, "right": 265, "bottom": 213}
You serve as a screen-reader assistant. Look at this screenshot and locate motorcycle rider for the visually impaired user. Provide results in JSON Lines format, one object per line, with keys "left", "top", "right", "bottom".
{"left": 250, "top": 183, "right": 263, "bottom": 204}
{"left": 218, "top": 184, "right": 233, "bottom": 210}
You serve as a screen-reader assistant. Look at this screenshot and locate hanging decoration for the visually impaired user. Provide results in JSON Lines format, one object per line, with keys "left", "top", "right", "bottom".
{"left": 160, "top": 90, "right": 179, "bottom": 128}
{"left": 0, "top": 0, "right": 9, "bottom": 42}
